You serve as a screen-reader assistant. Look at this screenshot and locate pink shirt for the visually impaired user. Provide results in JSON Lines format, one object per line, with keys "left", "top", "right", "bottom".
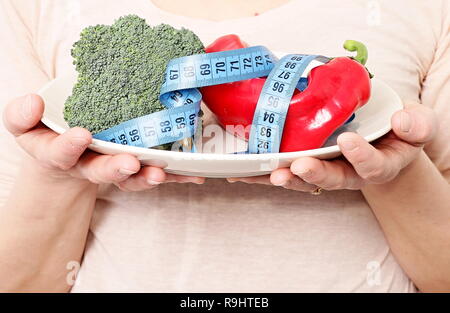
{"left": 0, "top": 0, "right": 449, "bottom": 292}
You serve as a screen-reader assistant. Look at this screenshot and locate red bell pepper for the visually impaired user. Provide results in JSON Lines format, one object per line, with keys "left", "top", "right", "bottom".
{"left": 200, "top": 35, "right": 372, "bottom": 152}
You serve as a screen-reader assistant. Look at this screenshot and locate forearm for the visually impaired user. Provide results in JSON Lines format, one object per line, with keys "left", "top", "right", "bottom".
{"left": 0, "top": 157, "right": 98, "bottom": 292}
{"left": 362, "top": 151, "right": 450, "bottom": 292}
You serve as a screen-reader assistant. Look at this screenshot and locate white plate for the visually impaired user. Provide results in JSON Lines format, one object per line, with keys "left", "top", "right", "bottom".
{"left": 38, "top": 65, "right": 403, "bottom": 178}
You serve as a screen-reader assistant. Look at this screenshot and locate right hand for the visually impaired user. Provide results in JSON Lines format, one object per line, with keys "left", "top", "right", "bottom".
{"left": 2, "top": 94, "right": 205, "bottom": 191}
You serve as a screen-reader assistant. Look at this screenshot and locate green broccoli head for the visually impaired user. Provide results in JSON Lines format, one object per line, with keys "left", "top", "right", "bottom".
{"left": 64, "top": 15, "right": 204, "bottom": 134}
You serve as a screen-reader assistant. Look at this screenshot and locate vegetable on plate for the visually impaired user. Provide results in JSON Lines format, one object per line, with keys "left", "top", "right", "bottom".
{"left": 201, "top": 35, "right": 372, "bottom": 152}
{"left": 64, "top": 15, "right": 204, "bottom": 135}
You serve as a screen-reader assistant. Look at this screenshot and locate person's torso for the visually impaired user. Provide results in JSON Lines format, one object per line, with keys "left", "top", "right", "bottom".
{"left": 30, "top": 0, "right": 442, "bottom": 292}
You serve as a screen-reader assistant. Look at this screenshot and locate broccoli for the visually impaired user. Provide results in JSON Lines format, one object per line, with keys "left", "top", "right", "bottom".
{"left": 64, "top": 15, "right": 204, "bottom": 134}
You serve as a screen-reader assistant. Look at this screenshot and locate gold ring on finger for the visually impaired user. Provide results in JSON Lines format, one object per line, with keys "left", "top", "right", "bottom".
{"left": 311, "top": 187, "right": 324, "bottom": 195}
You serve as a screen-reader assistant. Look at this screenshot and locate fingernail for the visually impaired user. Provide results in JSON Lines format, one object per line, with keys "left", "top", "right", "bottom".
{"left": 70, "top": 137, "right": 90, "bottom": 149}
{"left": 119, "top": 168, "right": 137, "bottom": 176}
{"left": 147, "top": 179, "right": 162, "bottom": 185}
{"left": 21, "top": 95, "right": 33, "bottom": 121}
{"left": 228, "top": 179, "right": 237, "bottom": 183}
{"left": 400, "top": 111, "right": 412, "bottom": 132}
{"left": 69, "top": 137, "right": 90, "bottom": 154}
{"left": 340, "top": 141, "right": 357, "bottom": 152}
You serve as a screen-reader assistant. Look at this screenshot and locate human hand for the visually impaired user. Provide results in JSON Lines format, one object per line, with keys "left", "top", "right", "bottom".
{"left": 3, "top": 94, "right": 205, "bottom": 191}
{"left": 228, "top": 103, "right": 438, "bottom": 191}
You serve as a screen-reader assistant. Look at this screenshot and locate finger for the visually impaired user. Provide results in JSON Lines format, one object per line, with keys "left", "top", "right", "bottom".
{"left": 337, "top": 132, "right": 401, "bottom": 183}
{"left": 116, "top": 168, "right": 205, "bottom": 192}
{"left": 270, "top": 168, "right": 294, "bottom": 186}
{"left": 391, "top": 104, "right": 438, "bottom": 146}
{"left": 291, "top": 157, "right": 363, "bottom": 190}
{"left": 48, "top": 127, "right": 92, "bottom": 170}
{"left": 5, "top": 95, "right": 91, "bottom": 170}
{"left": 227, "top": 175, "right": 272, "bottom": 185}
{"left": 228, "top": 170, "right": 317, "bottom": 192}
{"left": 15, "top": 126, "right": 58, "bottom": 157}
{"left": 15, "top": 127, "right": 92, "bottom": 170}
{"left": 73, "top": 153, "right": 141, "bottom": 184}
{"left": 3, "top": 94, "right": 44, "bottom": 136}
{"left": 115, "top": 166, "right": 167, "bottom": 192}
{"left": 165, "top": 173, "right": 206, "bottom": 184}
{"left": 270, "top": 168, "right": 318, "bottom": 192}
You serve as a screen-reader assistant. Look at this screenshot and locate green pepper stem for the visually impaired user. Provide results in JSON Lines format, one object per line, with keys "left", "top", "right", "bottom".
{"left": 343, "top": 40, "right": 368, "bottom": 65}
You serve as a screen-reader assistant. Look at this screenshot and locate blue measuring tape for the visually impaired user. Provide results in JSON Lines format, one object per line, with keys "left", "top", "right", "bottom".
{"left": 93, "top": 46, "right": 332, "bottom": 153}
{"left": 248, "top": 54, "right": 327, "bottom": 154}
{"left": 93, "top": 88, "right": 201, "bottom": 150}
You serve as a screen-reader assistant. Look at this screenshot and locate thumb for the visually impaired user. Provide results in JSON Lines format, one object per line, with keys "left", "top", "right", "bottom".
{"left": 3, "top": 94, "right": 45, "bottom": 136}
{"left": 391, "top": 104, "right": 438, "bottom": 146}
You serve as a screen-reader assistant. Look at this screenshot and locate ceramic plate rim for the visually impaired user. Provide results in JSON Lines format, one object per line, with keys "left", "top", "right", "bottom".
{"left": 38, "top": 67, "right": 401, "bottom": 162}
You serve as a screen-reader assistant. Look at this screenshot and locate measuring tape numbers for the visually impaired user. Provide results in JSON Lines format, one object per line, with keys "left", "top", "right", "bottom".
{"left": 93, "top": 88, "right": 201, "bottom": 149}
{"left": 248, "top": 54, "right": 329, "bottom": 153}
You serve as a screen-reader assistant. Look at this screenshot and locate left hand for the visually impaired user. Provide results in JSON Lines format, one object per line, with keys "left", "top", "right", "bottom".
{"left": 227, "top": 103, "right": 438, "bottom": 191}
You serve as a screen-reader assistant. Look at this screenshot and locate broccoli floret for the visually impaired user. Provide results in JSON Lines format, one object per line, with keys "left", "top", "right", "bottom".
{"left": 64, "top": 15, "right": 204, "bottom": 134}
